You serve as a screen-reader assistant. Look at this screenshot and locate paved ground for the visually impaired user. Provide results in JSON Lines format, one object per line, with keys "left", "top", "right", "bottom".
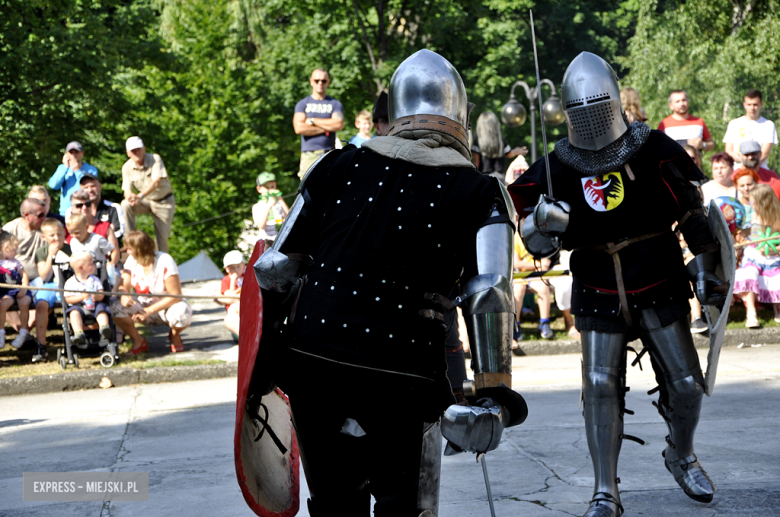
{"left": 1, "top": 345, "right": 779, "bottom": 516}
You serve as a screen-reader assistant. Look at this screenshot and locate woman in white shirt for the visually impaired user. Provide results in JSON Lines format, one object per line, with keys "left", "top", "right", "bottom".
{"left": 701, "top": 152, "right": 738, "bottom": 206}
{"left": 112, "top": 231, "right": 192, "bottom": 355}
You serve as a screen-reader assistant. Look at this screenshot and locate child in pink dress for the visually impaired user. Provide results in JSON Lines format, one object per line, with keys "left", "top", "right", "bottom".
{"left": 734, "top": 184, "right": 780, "bottom": 328}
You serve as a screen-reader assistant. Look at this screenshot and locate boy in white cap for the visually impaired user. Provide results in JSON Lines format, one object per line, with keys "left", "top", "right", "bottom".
{"left": 215, "top": 250, "right": 245, "bottom": 340}
{"left": 120, "top": 136, "right": 176, "bottom": 252}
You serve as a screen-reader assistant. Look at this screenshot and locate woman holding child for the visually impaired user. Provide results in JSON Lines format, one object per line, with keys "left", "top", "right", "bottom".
{"left": 112, "top": 230, "right": 192, "bottom": 355}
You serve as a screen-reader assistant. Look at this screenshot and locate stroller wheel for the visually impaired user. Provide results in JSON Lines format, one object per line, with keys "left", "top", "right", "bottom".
{"left": 100, "top": 352, "right": 115, "bottom": 368}
{"left": 56, "top": 348, "right": 62, "bottom": 361}
{"left": 73, "top": 354, "right": 80, "bottom": 368}
{"left": 59, "top": 355, "right": 67, "bottom": 370}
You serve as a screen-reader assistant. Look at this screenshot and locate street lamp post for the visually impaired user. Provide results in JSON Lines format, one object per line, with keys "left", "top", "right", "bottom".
{"left": 501, "top": 79, "right": 565, "bottom": 163}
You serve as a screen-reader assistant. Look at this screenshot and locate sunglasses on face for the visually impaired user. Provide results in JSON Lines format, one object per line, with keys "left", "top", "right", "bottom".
{"left": 74, "top": 202, "right": 92, "bottom": 209}
{"left": 27, "top": 212, "right": 46, "bottom": 219}
{"left": 312, "top": 79, "right": 328, "bottom": 84}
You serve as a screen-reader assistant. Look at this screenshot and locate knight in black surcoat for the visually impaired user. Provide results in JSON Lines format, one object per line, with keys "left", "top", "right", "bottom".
{"left": 509, "top": 52, "right": 724, "bottom": 517}
{"left": 253, "top": 50, "right": 526, "bottom": 517}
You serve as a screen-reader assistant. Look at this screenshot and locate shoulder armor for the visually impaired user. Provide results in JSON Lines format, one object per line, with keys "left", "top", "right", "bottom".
{"left": 496, "top": 179, "right": 517, "bottom": 227}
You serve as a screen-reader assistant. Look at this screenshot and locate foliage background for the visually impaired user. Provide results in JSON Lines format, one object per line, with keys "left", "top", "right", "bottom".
{"left": 2, "top": 0, "right": 777, "bottom": 264}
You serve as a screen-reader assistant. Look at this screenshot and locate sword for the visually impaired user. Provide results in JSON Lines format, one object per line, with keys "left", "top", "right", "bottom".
{"left": 529, "top": 10, "right": 554, "bottom": 199}
{"left": 477, "top": 453, "right": 497, "bottom": 517}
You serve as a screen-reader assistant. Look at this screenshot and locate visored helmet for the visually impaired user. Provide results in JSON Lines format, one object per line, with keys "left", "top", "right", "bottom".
{"left": 561, "top": 52, "right": 628, "bottom": 151}
{"left": 387, "top": 49, "right": 470, "bottom": 149}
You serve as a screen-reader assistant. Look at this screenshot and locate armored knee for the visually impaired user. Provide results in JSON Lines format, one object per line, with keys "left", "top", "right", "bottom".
{"left": 582, "top": 368, "right": 620, "bottom": 405}
{"left": 666, "top": 375, "right": 704, "bottom": 413}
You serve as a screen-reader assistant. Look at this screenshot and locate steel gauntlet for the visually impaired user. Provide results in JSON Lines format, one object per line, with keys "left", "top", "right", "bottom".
{"left": 520, "top": 194, "right": 571, "bottom": 259}
{"left": 686, "top": 251, "right": 726, "bottom": 306}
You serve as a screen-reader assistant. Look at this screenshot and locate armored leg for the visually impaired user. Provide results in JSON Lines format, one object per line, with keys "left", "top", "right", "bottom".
{"left": 639, "top": 311, "right": 714, "bottom": 503}
{"left": 581, "top": 331, "right": 627, "bottom": 517}
{"left": 291, "top": 388, "right": 440, "bottom": 517}
{"left": 416, "top": 421, "right": 442, "bottom": 517}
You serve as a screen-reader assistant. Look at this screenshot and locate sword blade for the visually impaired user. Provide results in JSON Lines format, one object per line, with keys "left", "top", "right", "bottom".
{"left": 529, "top": 9, "right": 553, "bottom": 199}
{"left": 478, "top": 453, "right": 497, "bottom": 517}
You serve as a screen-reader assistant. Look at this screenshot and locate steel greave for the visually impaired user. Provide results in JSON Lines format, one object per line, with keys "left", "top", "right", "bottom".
{"left": 639, "top": 312, "right": 705, "bottom": 463}
{"left": 581, "top": 331, "right": 627, "bottom": 509}
{"left": 417, "top": 421, "right": 442, "bottom": 515}
{"left": 639, "top": 312, "right": 714, "bottom": 502}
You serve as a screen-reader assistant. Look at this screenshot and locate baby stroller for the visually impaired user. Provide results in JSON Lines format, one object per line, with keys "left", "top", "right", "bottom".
{"left": 56, "top": 260, "right": 120, "bottom": 369}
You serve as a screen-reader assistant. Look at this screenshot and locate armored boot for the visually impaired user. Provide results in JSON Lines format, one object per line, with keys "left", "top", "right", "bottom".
{"left": 581, "top": 331, "right": 626, "bottom": 517}
{"left": 659, "top": 378, "right": 714, "bottom": 503}
{"left": 640, "top": 313, "right": 715, "bottom": 503}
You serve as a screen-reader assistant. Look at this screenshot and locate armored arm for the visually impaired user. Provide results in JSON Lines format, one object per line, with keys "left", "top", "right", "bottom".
{"left": 442, "top": 183, "right": 528, "bottom": 453}
{"left": 661, "top": 158, "right": 724, "bottom": 307}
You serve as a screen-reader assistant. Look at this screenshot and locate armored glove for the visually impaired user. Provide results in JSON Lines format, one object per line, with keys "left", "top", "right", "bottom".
{"left": 441, "top": 402, "right": 506, "bottom": 454}
{"left": 440, "top": 386, "right": 528, "bottom": 454}
{"left": 686, "top": 251, "right": 727, "bottom": 306}
{"left": 520, "top": 195, "right": 571, "bottom": 259}
{"left": 533, "top": 194, "right": 571, "bottom": 238}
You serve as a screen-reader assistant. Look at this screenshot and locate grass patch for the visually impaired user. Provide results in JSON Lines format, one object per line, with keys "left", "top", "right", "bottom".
{"left": 724, "top": 301, "right": 778, "bottom": 330}
{"left": 0, "top": 347, "right": 226, "bottom": 380}
{"left": 136, "top": 359, "right": 225, "bottom": 369}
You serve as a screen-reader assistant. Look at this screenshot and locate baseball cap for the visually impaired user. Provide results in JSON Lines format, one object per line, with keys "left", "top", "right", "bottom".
{"left": 126, "top": 136, "right": 145, "bottom": 152}
{"left": 256, "top": 172, "right": 276, "bottom": 186}
{"left": 223, "top": 250, "right": 245, "bottom": 268}
{"left": 740, "top": 140, "right": 761, "bottom": 155}
{"left": 79, "top": 173, "right": 99, "bottom": 184}
{"left": 66, "top": 141, "right": 83, "bottom": 152}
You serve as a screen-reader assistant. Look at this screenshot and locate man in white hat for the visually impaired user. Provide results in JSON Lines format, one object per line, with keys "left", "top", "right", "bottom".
{"left": 120, "top": 136, "right": 176, "bottom": 252}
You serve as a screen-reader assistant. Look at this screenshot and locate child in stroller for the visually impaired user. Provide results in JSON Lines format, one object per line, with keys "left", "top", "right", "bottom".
{"left": 58, "top": 251, "right": 119, "bottom": 368}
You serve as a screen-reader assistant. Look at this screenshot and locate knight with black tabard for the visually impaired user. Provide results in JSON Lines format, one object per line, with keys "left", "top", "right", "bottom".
{"left": 245, "top": 50, "right": 527, "bottom": 517}
{"left": 509, "top": 52, "right": 733, "bottom": 517}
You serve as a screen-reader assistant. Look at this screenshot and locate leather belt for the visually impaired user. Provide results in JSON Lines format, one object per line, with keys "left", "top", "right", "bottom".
{"left": 575, "top": 230, "right": 670, "bottom": 326}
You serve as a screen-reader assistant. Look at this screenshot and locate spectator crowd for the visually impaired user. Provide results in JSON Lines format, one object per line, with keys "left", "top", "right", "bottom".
{"left": 1, "top": 67, "right": 777, "bottom": 365}
{"left": 1, "top": 136, "right": 193, "bottom": 362}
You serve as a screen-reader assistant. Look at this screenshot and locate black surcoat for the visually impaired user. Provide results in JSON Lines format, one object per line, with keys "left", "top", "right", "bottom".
{"left": 509, "top": 130, "right": 716, "bottom": 332}
{"left": 278, "top": 145, "right": 504, "bottom": 415}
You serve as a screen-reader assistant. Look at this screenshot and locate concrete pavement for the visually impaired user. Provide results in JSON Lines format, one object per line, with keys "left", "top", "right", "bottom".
{"left": 4, "top": 278, "right": 780, "bottom": 396}
{"left": 1, "top": 346, "right": 779, "bottom": 516}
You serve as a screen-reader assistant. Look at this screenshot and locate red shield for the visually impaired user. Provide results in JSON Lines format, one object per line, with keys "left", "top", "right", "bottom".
{"left": 234, "top": 240, "right": 300, "bottom": 516}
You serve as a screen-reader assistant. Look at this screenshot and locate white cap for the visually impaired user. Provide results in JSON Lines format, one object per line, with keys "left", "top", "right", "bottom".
{"left": 126, "top": 136, "right": 144, "bottom": 151}
{"left": 223, "top": 250, "right": 245, "bottom": 268}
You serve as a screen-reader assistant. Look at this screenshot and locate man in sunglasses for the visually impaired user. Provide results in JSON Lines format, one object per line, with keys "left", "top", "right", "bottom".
{"left": 2, "top": 199, "right": 47, "bottom": 282}
{"left": 293, "top": 68, "right": 344, "bottom": 178}
{"left": 77, "top": 173, "right": 125, "bottom": 242}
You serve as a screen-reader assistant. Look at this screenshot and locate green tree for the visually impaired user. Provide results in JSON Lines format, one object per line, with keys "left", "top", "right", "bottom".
{"left": 1, "top": 0, "right": 641, "bottom": 266}
{"left": 621, "top": 0, "right": 780, "bottom": 174}
{"left": 0, "top": 0, "right": 166, "bottom": 217}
